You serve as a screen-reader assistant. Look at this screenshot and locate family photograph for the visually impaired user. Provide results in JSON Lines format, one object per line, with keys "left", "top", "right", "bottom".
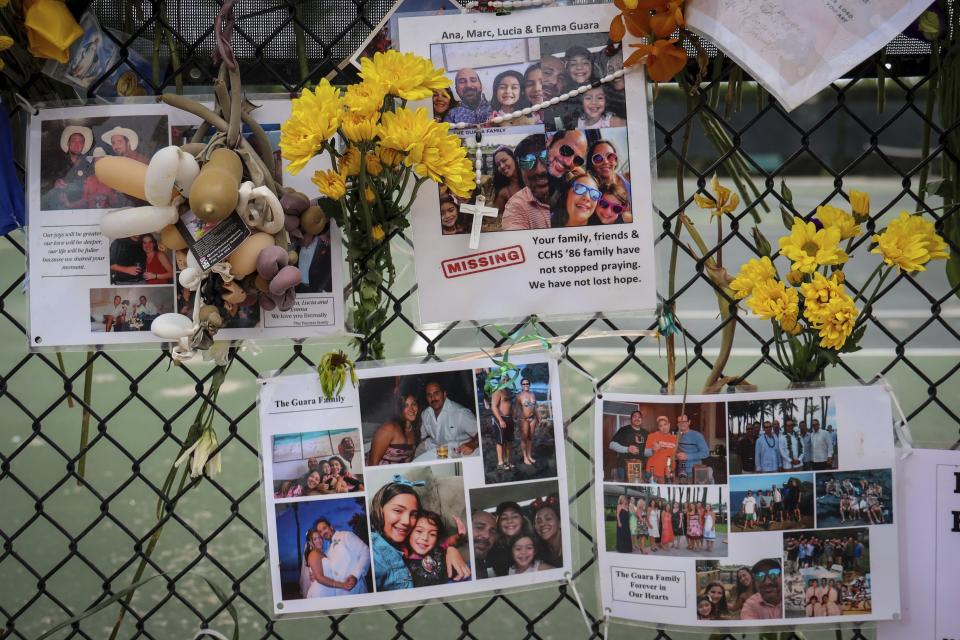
{"left": 272, "top": 429, "right": 364, "bottom": 498}
{"left": 783, "top": 528, "right": 871, "bottom": 618}
{"left": 815, "top": 469, "right": 893, "bottom": 528}
{"left": 696, "top": 559, "right": 785, "bottom": 621}
{"left": 729, "top": 472, "right": 814, "bottom": 532}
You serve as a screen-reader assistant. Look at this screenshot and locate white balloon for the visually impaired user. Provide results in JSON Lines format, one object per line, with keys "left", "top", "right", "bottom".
{"left": 144, "top": 146, "right": 181, "bottom": 206}
{"left": 175, "top": 152, "right": 200, "bottom": 197}
{"left": 100, "top": 205, "right": 178, "bottom": 239}
{"left": 150, "top": 313, "right": 195, "bottom": 340}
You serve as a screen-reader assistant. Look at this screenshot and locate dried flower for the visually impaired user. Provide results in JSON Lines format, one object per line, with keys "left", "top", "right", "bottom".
{"left": 694, "top": 174, "right": 740, "bottom": 219}
{"left": 174, "top": 425, "right": 222, "bottom": 478}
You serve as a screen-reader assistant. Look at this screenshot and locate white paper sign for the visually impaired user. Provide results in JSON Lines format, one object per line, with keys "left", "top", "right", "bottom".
{"left": 26, "top": 100, "right": 344, "bottom": 348}
{"left": 259, "top": 354, "right": 572, "bottom": 614}
{"left": 880, "top": 447, "right": 960, "bottom": 640}
{"left": 398, "top": 4, "right": 658, "bottom": 325}
{"left": 595, "top": 385, "right": 900, "bottom": 628}
{"left": 686, "top": 0, "right": 931, "bottom": 111}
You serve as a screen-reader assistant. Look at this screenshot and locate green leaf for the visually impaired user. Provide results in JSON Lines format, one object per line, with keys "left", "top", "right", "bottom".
{"left": 200, "top": 577, "right": 240, "bottom": 640}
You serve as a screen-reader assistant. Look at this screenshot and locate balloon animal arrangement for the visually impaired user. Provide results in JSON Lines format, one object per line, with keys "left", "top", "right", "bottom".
{"left": 95, "top": 65, "right": 323, "bottom": 363}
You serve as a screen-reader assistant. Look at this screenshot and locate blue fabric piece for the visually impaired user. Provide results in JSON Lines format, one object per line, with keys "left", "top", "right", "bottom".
{"left": 0, "top": 107, "right": 25, "bottom": 235}
{"left": 371, "top": 532, "right": 413, "bottom": 591}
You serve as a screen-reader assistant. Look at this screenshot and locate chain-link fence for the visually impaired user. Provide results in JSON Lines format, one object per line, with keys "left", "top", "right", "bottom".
{"left": 1, "top": 1, "right": 958, "bottom": 638}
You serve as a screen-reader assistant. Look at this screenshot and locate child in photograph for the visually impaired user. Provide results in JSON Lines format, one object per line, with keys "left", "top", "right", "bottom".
{"left": 488, "top": 70, "right": 534, "bottom": 125}
{"left": 563, "top": 45, "right": 597, "bottom": 85}
{"left": 370, "top": 478, "right": 470, "bottom": 591}
{"left": 572, "top": 87, "right": 626, "bottom": 129}
{"left": 594, "top": 182, "right": 630, "bottom": 225}
{"left": 508, "top": 533, "right": 554, "bottom": 574}
{"left": 702, "top": 581, "right": 730, "bottom": 619}
{"left": 440, "top": 195, "right": 466, "bottom": 235}
{"left": 403, "top": 511, "right": 466, "bottom": 588}
{"left": 697, "top": 595, "right": 714, "bottom": 620}
{"left": 550, "top": 167, "right": 601, "bottom": 227}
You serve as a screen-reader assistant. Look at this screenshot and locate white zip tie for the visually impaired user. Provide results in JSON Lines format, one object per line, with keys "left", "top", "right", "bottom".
{"left": 564, "top": 571, "right": 592, "bottom": 636}
{"left": 14, "top": 92, "right": 38, "bottom": 116}
{"left": 193, "top": 628, "right": 230, "bottom": 640}
{"left": 600, "top": 608, "right": 612, "bottom": 640}
{"left": 882, "top": 379, "right": 914, "bottom": 458}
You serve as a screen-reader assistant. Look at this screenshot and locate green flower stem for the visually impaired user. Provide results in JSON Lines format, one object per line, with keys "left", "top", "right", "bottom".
{"left": 108, "top": 363, "right": 231, "bottom": 639}
{"left": 852, "top": 262, "right": 885, "bottom": 305}
{"left": 854, "top": 266, "right": 893, "bottom": 331}
{"left": 918, "top": 40, "right": 941, "bottom": 197}
{"left": 77, "top": 351, "right": 95, "bottom": 484}
{"left": 666, "top": 115, "right": 695, "bottom": 393}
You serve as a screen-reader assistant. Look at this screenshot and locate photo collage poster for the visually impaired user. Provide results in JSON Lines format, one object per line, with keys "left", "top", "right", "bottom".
{"left": 594, "top": 385, "right": 900, "bottom": 628}
{"left": 26, "top": 101, "right": 344, "bottom": 348}
{"left": 398, "top": 4, "right": 658, "bottom": 325}
{"left": 258, "top": 354, "right": 572, "bottom": 614}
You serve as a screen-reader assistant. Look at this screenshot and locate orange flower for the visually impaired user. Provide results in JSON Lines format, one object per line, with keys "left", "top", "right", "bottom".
{"left": 625, "top": 38, "right": 687, "bottom": 82}
{"left": 610, "top": 0, "right": 684, "bottom": 40}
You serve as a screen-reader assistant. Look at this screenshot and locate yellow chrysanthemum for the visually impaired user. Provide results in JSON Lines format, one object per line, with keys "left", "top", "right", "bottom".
{"left": 747, "top": 279, "right": 799, "bottom": 326}
{"left": 800, "top": 272, "right": 846, "bottom": 323}
{"left": 0, "top": 34, "right": 12, "bottom": 70}
{"left": 359, "top": 50, "right": 450, "bottom": 101}
{"left": 281, "top": 79, "right": 343, "bottom": 175}
{"left": 693, "top": 174, "right": 739, "bottom": 219}
{"left": 365, "top": 151, "right": 383, "bottom": 176}
{"left": 730, "top": 256, "right": 777, "bottom": 300}
{"left": 778, "top": 217, "right": 848, "bottom": 274}
{"left": 816, "top": 205, "right": 861, "bottom": 240}
{"left": 871, "top": 211, "right": 949, "bottom": 273}
{"left": 378, "top": 146, "right": 403, "bottom": 167}
{"left": 371, "top": 225, "right": 385, "bottom": 242}
{"left": 812, "top": 295, "right": 859, "bottom": 350}
{"left": 343, "top": 80, "right": 388, "bottom": 118}
{"left": 337, "top": 146, "right": 361, "bottom": 177}
{"left": 378, "top": 108, "right": 476, "bottom": 198}
{"left": 311, "top": 170, "right": 346, "bottom": 200}
{"left": 786, "top": 270, "right": 803, "bottom": 286}
{"left": 341, "top": 112, "right": 379, "bottom": 143}
{"left": 849, "top": 190, "right": 870, "bottom": 222}
{"left": 364, "top": 187, "right": 377, "bottom": 203}
{"left": 780, "top": 315, "right": 803, "bottom": 335}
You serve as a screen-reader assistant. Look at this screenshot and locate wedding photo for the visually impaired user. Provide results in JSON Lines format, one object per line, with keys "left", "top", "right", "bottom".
{"left": 275, "top": 497, "right": 372, "bottom": 601}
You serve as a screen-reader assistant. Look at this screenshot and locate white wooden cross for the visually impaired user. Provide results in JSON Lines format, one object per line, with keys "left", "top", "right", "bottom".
{"left": 460, "top": 195, "right": 499, "bottom": 249}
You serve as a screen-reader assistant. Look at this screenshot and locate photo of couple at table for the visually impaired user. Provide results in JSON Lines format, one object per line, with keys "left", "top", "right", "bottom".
{"left": 364, "top": 464, "right": 471, "bottom": 591}
{"left": 728, "top": 394, "right": 838, "bottom": 475}
{"left": 474, "top": 363, "right": 557, "bottom": 483}
{"left": 275, "top": 497, "right": 372, "bottom": 600}
{"left": 271, "top": 428, "right": 364, "bottom": 499}
{"left": 696, "top": 558, "right": 785, "bottom": 621}
{"left": 438, "top": 127, "right": 632, "bottom": 235}
{"left": 469, "top": 479, "right": 563, "bottom": 579}
{"left": 360, "top": 368, "right": 480, "bottom": 466}
{"left": 601, "top": 400, "right": 727, "bottom": 486}
{"left": 604, "top": 483, "right": 727, "bottom": 558}
{"left": 431, "top": 31, "right": 625, "bottom": 130}
{"left": 783, "top": 528, "right": 871, "bottom": 618}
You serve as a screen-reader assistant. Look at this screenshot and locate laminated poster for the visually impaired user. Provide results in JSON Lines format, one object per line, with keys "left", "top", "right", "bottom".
{"left": 26, "top": 101, "right": 344, "bottom": 348}
{"left": 258, "top": 354, "right": 571, "bottom": 614}
{"left": 398, "top": 4, "right": 658, "bottom": 325}
{"left": 686, "top": 0, "right": 931, "bottom": 111}
{"left": 594, "top": 385, "right": 900, "bottom": 628}
{"left": 879, "top": 447, "right": 960, "bottom": 640}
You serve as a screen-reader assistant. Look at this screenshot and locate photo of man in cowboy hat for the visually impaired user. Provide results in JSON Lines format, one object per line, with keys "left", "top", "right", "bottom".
{"left": 40, "top": 124, "right": 94, "bottom": 210}
{"left": 101, "top": 125, "right": 148, "bottom": 163}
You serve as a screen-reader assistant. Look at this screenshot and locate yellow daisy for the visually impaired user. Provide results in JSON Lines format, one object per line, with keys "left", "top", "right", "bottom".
{"left": 816, "top": 205, "right": 861, "bottom": 240}
{"left": 812, "top": 295, "right": 859, "bottom": 350}
{"left": 281, "top": 79, "right": 342, "bottom": 175}
{"left": 871, "top": 211, "right": 948, "bottom": 272}
{"left": 778, "top": 217, "right": 848, "bottom": 274}
{"left": 747, "top": 278, "right": 799, "bottom": 326}
{"left": 359, "top": 50, "right": 450, "bottom": 101}
{"left": 730, "top": 256, "right": 777, "bottom": 300}
{"left": 312, "top": 170, "right": 346, "bottom": 200}
{"left": 799, "top": 272, "right": 846, "bottom": 324}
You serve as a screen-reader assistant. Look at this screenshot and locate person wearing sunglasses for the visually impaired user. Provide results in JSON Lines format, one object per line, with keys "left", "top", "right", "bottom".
{"left": 576, "top": 87, "right": 626, "bottom": 130}
{"left": 445, "top": 67, "right": 491, "bottom": 126}
{"left": 740, "top": 559, "right": 783, "bottom": 620}
{"left": 587, "top": 140, "right": 631, "bottom": 217}
{"left": 546, "top": 130, "right": 587, "bottom": 195}
{"left": 501, "top": 134, "right": 552, "bottom": 231}
{"left": 551, "top": 167, "right": 602, "bottom": 227}
{"left": 594, "top": 182, "right": 630, "bottom": 225}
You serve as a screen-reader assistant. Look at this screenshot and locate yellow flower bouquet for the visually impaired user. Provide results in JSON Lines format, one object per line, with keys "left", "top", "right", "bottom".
{"left": 732, "top": 194, "right": 948, "bottom": 383}
{"left": 280, "top": 51, "right": 475, "bottom": 359}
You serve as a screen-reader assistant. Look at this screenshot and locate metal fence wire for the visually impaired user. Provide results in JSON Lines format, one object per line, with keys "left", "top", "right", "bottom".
{"left": 1, "top": 1, "right": 959, "bottom": 639}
